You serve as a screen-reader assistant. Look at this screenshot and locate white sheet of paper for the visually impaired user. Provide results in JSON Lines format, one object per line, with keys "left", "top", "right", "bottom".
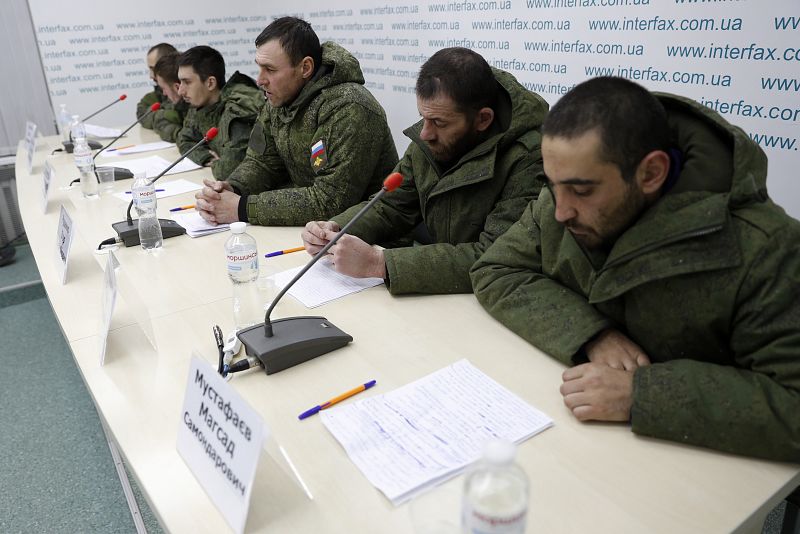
{"left": 320, "top": 359, "right": 554, "bottom": 505}
{"left": 55, "top": 205, "right": 75, "bottom": 285}
{"left": 105, "top": 155, "right": 201, "bottom": 184}
{"left": 173, "top": 211, "right": 230, "bottom": 238}
{"left": 272, "top": 257, "right": 384, "bottom": 308}
{"left": 99, "top": 251, "right": 119, "bottom": 366}
{"left": 85, "top": 123, "right": 122, "bottom": 138}
{"left": 177, "top": 355, "right": 266, "bottom": 534}
{"left": 99, "top": 141, "right": 175, "bottom": 157}
{"left": 113, "top": 178, "right": 202, "bottom": 202}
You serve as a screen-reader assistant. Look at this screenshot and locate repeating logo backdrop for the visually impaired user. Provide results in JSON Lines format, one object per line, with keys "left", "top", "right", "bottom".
{"left": 30, "top": 0, "right": 799, "bottom": 216}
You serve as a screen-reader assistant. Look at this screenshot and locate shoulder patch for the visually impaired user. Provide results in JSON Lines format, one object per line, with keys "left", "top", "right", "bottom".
{"left": 248, "top": 121, "right": 267, "bottom": 155}
{"left": 310, "top": 139, "right": 328, "bottom": 173}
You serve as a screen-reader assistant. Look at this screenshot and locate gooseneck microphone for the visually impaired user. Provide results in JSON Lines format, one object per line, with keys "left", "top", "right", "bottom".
{"left": 94, "top": 102, "right": 160, "bottom": 163}
{"left": 237, "top": 172, "right": 405, "bottom": 374}
{"left": 83, "top": 93, "right": 128, "bottom": 122}
{"left": 62, "top": 94, "right": 128, "bottom": 153}
{"left": 91, "top": 102, "right": 162, "bottom": 182}
{"left": 108, "top": 127, "right": 219, "bottom": 247}
{"left": 70, "top": 102, "right": 163, "bottom": 186}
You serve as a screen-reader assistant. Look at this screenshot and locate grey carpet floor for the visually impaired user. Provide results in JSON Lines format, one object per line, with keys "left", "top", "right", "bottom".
{"left": 0, "top": 243, "right": 162, "bottom": 534}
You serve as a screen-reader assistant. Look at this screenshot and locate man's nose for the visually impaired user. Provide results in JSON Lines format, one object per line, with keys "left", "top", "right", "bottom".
{"left": 553, "top": 190, "right": 577, "bottom": 224}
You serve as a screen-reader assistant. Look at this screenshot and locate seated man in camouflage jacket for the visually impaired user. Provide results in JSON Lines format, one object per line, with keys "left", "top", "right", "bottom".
{"left": 151, "top": 52, "right": 189, "bottom": 143}
{"left": 194, "top": 17, "right": 397, "bottom": 226}
{"left": 471, "top": 77, "right": 800, "bottom": 462}
{"left": 176, "top": 45, "right": 263, "bottom": 180}
{"left": 136, "top": 42, "right": 177, "bottom": 128}
{"left": 302, "top": 48, "right": 548, "bottom": 295}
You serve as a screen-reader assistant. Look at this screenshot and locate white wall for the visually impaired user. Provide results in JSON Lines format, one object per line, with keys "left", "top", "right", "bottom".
{"left": 28, "top": 0, "right": 800, "bottom": 216}
{"left": 0, "top": 0, "right": 54, "bottom": 155}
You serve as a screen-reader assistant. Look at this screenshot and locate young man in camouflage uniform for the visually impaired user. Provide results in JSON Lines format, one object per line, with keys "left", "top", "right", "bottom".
{"left": 301, "top": 48, "right": 548, "bottom": 295}
{"left": 136, "top": 43, "right": 177, "bottom": 128}
{"left": 471, "top": 77, "right": 800, "bottom": 462}
{"left": 176, "top": 46, "right": 263, "bottom": 180}
{"left": 194, "top": 17, "right": 397, "bottom": 226}
{"left": 151, "top": 52, "right": 189, "bottom": 143}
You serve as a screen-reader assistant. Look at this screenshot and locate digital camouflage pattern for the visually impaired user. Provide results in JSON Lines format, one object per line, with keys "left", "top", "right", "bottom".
{"left": 177, "top": 71, "right": 263, "bottom": 180}
{"left": 471, "top": 93, "right": 800, "bottom": 462}
{"left": 226, "top": 42, "right": 397, "bottom": 226}
{"left": 151, "top": 99, "right": 189, "bottom": 143}
{"left": 136, "top": 85, "right": 164, "bottom": 130}
{"left": 331, "top": 68, "right": 548, "bottom": 295}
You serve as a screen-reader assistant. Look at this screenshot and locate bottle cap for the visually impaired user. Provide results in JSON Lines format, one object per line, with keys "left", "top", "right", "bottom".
{"left": 230, "top": 222, "right": 246, "bottom": 234}
{"left": 483, "top": 439, "right": 516, "bottom": 466}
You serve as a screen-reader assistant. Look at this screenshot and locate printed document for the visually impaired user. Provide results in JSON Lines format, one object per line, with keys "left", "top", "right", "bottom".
{"left": 320, "top": 359, "right": 553, "bottom": 505}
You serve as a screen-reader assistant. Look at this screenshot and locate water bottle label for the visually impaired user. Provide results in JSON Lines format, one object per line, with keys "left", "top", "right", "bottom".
{"left": 74, "top": 154, "right": 93, "bottom": 168}
{"left": 227, "top": 251, "right": 258, "bottom": 273}
{"left": 134, "top": 187, "right": 156, "bottom": 209}
{"left": 462, "top": 501, "right": 527, "bottom": 534}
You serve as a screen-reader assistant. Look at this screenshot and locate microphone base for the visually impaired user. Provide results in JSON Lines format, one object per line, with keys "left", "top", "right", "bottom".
{"left": 237, "top": 317, "right": 352, "bottom": 375}
{"left": 111, "top": 218, "right": 187, "bottom": 247}
{"left": 96, "top": 165, "right": 135, "bottom": 181}
{"left": 62, "top": 140, "right": 103, "bottom": 153}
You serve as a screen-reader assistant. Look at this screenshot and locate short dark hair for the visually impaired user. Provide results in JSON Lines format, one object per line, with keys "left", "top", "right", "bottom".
{"left": 148, "top": 42, "right": 177, "bottom": 58}
{"left": 542, "top": 76, "right": 671, "bottom": 181}
{"left": 255, "top": 17, "right": 322, "bottom": 73}
{"left": 178, "top": 46, "right": 226, "bottom": 89}
{"left": 416, "top": 48, "right": 498, "bottom": 115}
{"left": 153, "top": 52, "right": 180, "bottom": 84}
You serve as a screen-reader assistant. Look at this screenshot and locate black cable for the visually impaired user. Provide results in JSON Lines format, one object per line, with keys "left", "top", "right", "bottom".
{"left": 97, "top": 237, "right": 117, "bottom": 250}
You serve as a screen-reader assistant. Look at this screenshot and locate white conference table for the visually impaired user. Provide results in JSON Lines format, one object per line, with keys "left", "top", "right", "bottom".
{"left": 15, "top": 128, "right": 800, "bottom": 533}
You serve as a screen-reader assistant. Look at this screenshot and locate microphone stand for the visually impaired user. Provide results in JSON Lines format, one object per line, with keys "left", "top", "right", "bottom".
{"left": 110, "top": 133, "right": 214, "bottom": 247}
{"left": 237, "top": 174, "right": 402, "bottom": 374}
{"left": 92, "top": 106, "right": 160, "bottom": 182}
{"left": 62, "top": 95, "right": 127, "bottom": 153}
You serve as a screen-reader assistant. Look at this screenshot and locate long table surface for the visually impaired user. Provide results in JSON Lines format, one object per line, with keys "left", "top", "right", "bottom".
{"left": 15, "top": 128, "right": 800, "bottom": 533}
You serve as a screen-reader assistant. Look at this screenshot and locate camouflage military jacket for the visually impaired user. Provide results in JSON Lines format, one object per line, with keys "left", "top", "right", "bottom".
{"left": 471, "top": 94, "right": 800, "bottom": 462}
{"left": 136, "top": 85, "right": 165, "bottom": 129}
{"left": 177, "top": 71, "right": 263, "bottom": 180}
{"left": 151, "top": 99, "right": 189, "bottom": 143}
{"left": 226, "top": 42, "right": 397, "bottom": 226}
{"left": 331, "top": 68, "right": 548, "bottom": 295}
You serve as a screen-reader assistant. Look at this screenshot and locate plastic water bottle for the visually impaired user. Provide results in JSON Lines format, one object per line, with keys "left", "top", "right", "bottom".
{"left": 132, "top": 173, "right": 163, "bottom": 251}
{"left": 72, "top": 116, "right": 97, "bottom": 198}
{"left": 225, "top": 222, "right": 261, "bottom": 329}
{"left": 57, "top": 104, "right": 72, "bottom": 141}
{"left": 462, "top": 440, "right": 529, "bottom": 534}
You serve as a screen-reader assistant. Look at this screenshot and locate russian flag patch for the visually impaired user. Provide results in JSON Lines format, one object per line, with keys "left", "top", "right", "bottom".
{"left": 310, "top": 139, "right": 328, "bottom": 172}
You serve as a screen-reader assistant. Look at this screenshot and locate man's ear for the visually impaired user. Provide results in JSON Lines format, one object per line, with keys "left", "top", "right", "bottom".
{"left": 206, "top": 75, "right": 219, "bottom": 92}
{"left": 637, "top": 150, "right": 671, "bottom": 195}
{"left": 300, "top": 56, "right": 315, "bottom": 80}
{"left": 474, "top": 107, "right": 495, "bottom": 133}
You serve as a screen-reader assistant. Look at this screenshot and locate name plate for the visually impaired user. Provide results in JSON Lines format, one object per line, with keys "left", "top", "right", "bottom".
{"left": 177, "top": 355, "right": 266, "bottom": 534}
{"left": 42, "top": 161, "right": 54, "bottom": 213}
{"left": 55, "top": 205, "right": 74, "bottom": 285}
{"left": 25, "top": 121, "right": 37, "bottom": 173}
{"left": 99, "top": 251, "right": 119, "bottom": 365}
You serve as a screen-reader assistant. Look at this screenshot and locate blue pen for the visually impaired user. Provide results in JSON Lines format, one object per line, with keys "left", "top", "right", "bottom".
{"left": 299, "top": 380, "right": 377, "bottom": 420}
{"left": 126, "top": 189, "right": 165, "bottom": 194}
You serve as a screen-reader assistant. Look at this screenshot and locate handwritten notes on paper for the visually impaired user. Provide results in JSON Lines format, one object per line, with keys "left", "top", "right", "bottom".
{"left": 320, "top": 359, "right": 553, "bottom": 505}
{"left": 272, "top": 257, "right": 384, "bottom": 308}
